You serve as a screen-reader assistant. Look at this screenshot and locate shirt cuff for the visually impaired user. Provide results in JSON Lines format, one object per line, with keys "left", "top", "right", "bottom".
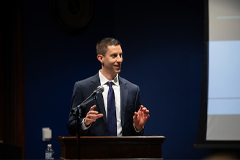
{"left": 133, "top": 123, "right": 144, "bottom": 132}
{"left": 81, "top": 118, "right": 91, "bottom": 130}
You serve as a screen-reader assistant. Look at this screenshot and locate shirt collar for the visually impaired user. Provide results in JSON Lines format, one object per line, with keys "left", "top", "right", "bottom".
{"left": 99, "top": 70, "right": 119, "bottom": 86}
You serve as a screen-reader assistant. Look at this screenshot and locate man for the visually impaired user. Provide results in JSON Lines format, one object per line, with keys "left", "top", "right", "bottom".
{"left": 67, "top": 38, "right": 149, "bottom": 136}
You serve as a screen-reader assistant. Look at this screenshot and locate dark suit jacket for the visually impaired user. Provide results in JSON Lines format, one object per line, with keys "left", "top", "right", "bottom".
{"left": 67, "top": 73, "right": 143, "bottom": 136}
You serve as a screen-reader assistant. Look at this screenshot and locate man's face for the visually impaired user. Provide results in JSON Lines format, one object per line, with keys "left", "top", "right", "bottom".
{"left": 99, "top": 45, "right": 123, "bottom": 76}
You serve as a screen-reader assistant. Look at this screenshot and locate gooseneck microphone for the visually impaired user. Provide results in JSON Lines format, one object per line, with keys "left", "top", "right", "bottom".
{"left": 71, "top": 85, "right": 104, "bottom": 114}
{"left": 92, "top": 85, "right": 104, "bottom": 95}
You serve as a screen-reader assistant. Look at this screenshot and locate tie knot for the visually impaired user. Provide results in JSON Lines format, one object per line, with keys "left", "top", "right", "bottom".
{"left": 107, "top": 82, "right": 113, "bottom": 88}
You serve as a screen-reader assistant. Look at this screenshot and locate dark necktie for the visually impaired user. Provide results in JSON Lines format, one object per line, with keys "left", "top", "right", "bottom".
{"left": 107, "top": 82, "right": 117, "bottom": 136}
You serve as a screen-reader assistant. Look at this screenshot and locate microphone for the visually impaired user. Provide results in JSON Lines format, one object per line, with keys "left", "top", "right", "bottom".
{"left": 71, "top": 85, "right": 104, "bottom": 114}
{"left": 92, "top": 85, "right": 104, "bottom": 95}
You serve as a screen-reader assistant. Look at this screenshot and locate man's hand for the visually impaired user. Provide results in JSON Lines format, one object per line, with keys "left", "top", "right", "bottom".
{"left": 133, "top": 105, "right": 150, "bottom": 130}
{"left": 84, "top": 105, "right": 103, "bottom": 126}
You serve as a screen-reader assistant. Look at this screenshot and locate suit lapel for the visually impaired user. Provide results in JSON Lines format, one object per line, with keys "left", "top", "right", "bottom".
{"left": 119, "top": 76, "right": 128, "bottom": 128}
{"left": 90, "top": 74, "right": 107, "bottom": 124}
{"left": 90, "top": 74, "right": 128, "bottom": 127}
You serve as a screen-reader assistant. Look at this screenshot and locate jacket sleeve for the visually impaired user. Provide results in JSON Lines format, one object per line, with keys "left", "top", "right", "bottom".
{"left": 131, "top": 86, "right": 144, "bottom": 136}
{"left": 67, "top": 82, "right": 88, "bottom": 136}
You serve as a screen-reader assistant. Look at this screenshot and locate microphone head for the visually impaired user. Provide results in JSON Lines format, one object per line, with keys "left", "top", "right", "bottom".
{"left": 96, "top": 85, "right": 104, "bottom": 94}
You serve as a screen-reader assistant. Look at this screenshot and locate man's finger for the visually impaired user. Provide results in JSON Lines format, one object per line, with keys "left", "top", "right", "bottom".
{"left": 87, "top": 113, "right": 103, "bottom": 120}
{"left": 88, "top": 111, "right": 99, "bottom": 115}
{"left": 97, "top": 113, "right": 104, "bottom": 118}
{"left": 133, "top": 112, "right": 138, "bottom": 118}
{"left": 88, "top": 113, "right": 100, "bottom": 118}
{"left": 143, "top": 109, "right": 149, "bottom": 114}
{"left": 89, "top": 105, "right": 96, "bottom": 111}
{"left": 133, "top": 115, "right": 136, "bottom": 120}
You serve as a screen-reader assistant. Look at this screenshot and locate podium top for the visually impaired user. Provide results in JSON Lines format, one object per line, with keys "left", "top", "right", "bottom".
{"left": 58, "top": 135, "right": 165, "bottom": 142}
{"left": 58, "top": 136, "right": 165, "bottom": 146}
{"left": 59, "top": 135, "right": 165, "bottom": 139}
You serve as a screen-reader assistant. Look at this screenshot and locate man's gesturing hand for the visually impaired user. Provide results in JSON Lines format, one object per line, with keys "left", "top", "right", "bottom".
{"left": 84, "top": 105, "right": 103, "bottom": 126}
{"left": 133, "top": 105, "right": 150, "bottom": 130}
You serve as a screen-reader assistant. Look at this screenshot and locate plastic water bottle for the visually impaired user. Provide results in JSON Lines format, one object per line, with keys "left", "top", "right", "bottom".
{"left": 45, "top": 144, "right": 54, "bottom": 160}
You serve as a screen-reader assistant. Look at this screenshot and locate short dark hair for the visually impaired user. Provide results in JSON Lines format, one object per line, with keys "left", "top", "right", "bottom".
{"left": 96, "top": 38, "right": 121, "bottom": 56}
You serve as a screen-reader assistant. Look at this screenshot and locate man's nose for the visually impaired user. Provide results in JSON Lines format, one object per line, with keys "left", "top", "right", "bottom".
{"left": 117, "top": 55, "right": 123, "bottom": 62}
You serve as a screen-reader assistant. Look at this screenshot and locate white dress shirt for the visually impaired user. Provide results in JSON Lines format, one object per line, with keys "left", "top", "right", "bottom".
{"left": 99, "top": 70, "right": 122, "bottom": 136}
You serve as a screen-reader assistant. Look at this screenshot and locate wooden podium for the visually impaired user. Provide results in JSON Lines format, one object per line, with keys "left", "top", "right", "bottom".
{"left": 58, "top": 136, "right": 165, "bottom": 159}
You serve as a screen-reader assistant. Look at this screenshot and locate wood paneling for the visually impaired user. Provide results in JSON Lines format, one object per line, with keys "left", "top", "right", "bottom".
{"left": 0, "top": 0, "right": 25, "bottom": 158}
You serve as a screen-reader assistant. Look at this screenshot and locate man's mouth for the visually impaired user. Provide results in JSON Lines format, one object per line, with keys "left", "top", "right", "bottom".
{"left": 114, "top": 65, "right": 121, "bottom": 68}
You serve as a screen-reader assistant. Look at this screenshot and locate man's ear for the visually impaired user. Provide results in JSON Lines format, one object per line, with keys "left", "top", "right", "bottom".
{"left": 97, "top": 54, "right": 103, "bottom": 63}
